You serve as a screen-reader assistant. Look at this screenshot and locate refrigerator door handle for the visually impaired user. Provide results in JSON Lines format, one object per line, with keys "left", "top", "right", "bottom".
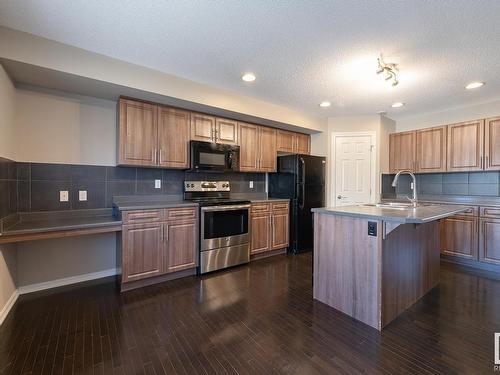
{"left": 299, "top": 157, "right": 305, "bottom": 209}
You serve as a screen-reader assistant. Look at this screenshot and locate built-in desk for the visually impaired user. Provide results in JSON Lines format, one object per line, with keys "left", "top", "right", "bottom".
{"left": 0, "top": 209, "right": 122, "bottom": 244}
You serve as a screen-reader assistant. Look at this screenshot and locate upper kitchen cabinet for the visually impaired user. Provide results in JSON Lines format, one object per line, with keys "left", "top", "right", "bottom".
{"left": 215, "top": 118, "right": 239, "bottom": 145}
{"left": 447, "top": 120, "right": 484, "bottom": 172}
{"left": 259, "top": 126, "right": 278, "bottom": 171}
{"left": 277, "top": 130, "right": 311, "bottom": 154}
{"left": 239, "top": 123, "right": 259, "bottom": 171}
{"left": 239, "top": 123, "right": 277, "bottom": 172}
{"left": 277, "top": 130, "right": 295, "bottom": 153}
{"left": 157, "top": 106, "right": 190, "bottom": 168}
{"left": 296, "top": 133, "right": 311, "bottom": 154}
{"left": 191, "top": 114, "right": 239, "bottom": 145}
{"left": 485, "top": 117, "right": 500, "bottom": 171}
{"left": 118, "top": 99, "right": 190, "bottom": 168}
{"left": 190, "top": 113, "right": 216, "bottom": 143}
{"left": 415, "top": 126, "right": 447, "bottom": 173}
{"left": 118, "top": 99, "right": 158, "bottom": 166}
{"left": 389, "top": 131, "right": 416, "bottom": 173}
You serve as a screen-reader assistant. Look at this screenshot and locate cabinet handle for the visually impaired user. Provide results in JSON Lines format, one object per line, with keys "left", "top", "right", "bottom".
{"left": 164, "top": 225, "right": 169, "bottom": 242}
{"left": 480, "top": 156, "right": 483, "bottom": 169}
{"left": 151, "top": 149, "right": 155, "bottom": 163}
{"left": 485, "top": 156, "right": 489, "bottom": 169}
{"left": 215, "top": 128, "right": 218, "bottom": 142}
{"left": 159, "top": 149, "right": 162, "bottom": 164}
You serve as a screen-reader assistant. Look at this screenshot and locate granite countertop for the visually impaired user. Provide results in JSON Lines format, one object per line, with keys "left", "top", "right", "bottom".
{"left": 113, "top": 195, "right": 199, "bottom": 211}
{"left": 312, "top": 204, "right": 469, "bottom": 224}
{"left": 248, "top": 198, "right": 290, "bottom": 203}
{"left": 0, "top": 209, "right": 121, "bottom": 237}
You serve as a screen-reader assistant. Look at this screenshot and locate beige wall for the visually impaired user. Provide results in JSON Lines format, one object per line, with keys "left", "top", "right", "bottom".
{"left": 396, "top": 99, "right": 500, "bottom": 132}
{"left": 0, "top": 65, "right": 17, "bottom": 323}
{"left": 0, "top": 26, "right": 324, "bottom": 133}
{"left": 16, "top": 234, "right": 116, "bottom": 288}
{"left": 0, "top": 65, "right": 16, "bottom": 160}
{"left": 16, "top": 88, "right": 116, "bottom": 165}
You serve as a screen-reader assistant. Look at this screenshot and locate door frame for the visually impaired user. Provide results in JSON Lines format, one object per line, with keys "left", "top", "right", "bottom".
{"left": 331, "top": 131, "right": 377, "bottom": 207}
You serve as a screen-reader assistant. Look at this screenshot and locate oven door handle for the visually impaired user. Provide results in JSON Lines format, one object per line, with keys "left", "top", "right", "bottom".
{"left": 201, "top": 204, "right": 250, "bottom": 212}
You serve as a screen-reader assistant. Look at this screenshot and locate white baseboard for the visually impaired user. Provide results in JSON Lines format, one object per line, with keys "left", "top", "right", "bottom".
{"left": 18, "top": 268, "right": 117, "bottom": 295}
{"left": 0, "top": 289, "right": 19, "bottom": 326}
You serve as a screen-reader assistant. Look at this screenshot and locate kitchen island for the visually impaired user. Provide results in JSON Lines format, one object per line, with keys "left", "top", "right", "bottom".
{"left": 311, "top": 203, "right": 468, "bottom": 330}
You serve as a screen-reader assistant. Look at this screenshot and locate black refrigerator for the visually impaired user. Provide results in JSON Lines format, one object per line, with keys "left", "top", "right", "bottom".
{"left": 268, "top": 154, "right": 326, "bottom": 254}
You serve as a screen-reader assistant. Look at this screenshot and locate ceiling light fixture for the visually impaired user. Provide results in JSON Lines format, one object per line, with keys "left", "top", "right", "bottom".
{"left": 241, "top": 73, "right": 256, "bottom": 82}
{"left": 376, "top": 54, "right": 399, "bottom": 86}
{"left": 391, "top": 102, "right": 405, "bottom": 108}
{"left": 319, "top": 101, "right": 331, "bottom": 108}
{"left": 465, "top": 81, "right": 485, "bottom": 90}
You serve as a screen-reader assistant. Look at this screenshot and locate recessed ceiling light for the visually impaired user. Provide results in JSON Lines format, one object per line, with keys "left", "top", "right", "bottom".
{"left": 391, "top": 102, "right": 405, "bottom": 108}
{"left": 319, "top": 101, "right": 331, "bottom": 108}
{"left": 241, "top": 73, "right": 256, "bottom": 82}
{"left": 465, "top": 81, "right": 485, "bottom": 90}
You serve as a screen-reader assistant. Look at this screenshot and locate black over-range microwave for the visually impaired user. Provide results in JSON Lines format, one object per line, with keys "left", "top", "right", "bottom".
{"left": 190, "top": 141, "right": 240, "bottom": 172}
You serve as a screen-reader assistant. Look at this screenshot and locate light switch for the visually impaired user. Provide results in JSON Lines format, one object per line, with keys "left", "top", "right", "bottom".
{"left": 59, "top": 191, "right": 69, "bottom": 202}
{"left": 79, "top": 190, "right": 87, "bottom": 201}
{"left": 155, "top": 179, "right": 162, "bottom": 189}
{"left": 249, "top": 181, "right": 254, "bottom": 189}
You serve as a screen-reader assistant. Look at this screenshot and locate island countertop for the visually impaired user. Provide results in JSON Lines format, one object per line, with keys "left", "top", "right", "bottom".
{"left": 312, "top": 204, "right": 469, "bottom": 224}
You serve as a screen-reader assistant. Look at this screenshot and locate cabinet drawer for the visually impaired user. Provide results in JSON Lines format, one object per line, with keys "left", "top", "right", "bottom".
{"left": 122, "top": 209, "right": 163, "bottom": 224}
{"left": 455, "top": 206, "right": 479, "bottom": 217}
{"left": 251, "top": 203, "right": 270, "bottom": 214}
{"left": 480, "top": 206, "right": 500, "bottom": 218}
{"left": 271, "top": 202, "right": 289, "bottom": 212}
{"left": 165, "top": 207, "right": 197, "bottom": 220}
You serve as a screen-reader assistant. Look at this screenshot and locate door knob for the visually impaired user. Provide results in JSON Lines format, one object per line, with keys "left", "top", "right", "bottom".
{"left": 337, "top": 195, "right": 346, "bottom": 199}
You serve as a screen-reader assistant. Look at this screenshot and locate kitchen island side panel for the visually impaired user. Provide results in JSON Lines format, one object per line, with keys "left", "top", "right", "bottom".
{"left": 381, "top": 221, "right": 440, "bottom": 327}
{"left": 313, "top": 213, "right": 382, "bottom": 330}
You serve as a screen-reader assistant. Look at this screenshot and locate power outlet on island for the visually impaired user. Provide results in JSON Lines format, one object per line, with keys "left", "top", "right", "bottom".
{"left": 155, "top": 179, "right": 162, "bottom": 189}
{"left": 59, "top": 191, "right": 69, "bottom": 202}
{"left": 249, "top": 181, "right": 254, "bottom": 189}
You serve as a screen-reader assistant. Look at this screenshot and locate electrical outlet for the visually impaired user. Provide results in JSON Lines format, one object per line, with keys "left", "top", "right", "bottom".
{"left": 79, "top": 190, "right": 87, "bottom": 201}
{"left": 59, "top": 191, "right": 69, "bottom": 202}
{"left": 249, "top": 181, "right": 254, "bottom": 189}
{"left": 155, "top": 179, "right": 161, "bottom": 189}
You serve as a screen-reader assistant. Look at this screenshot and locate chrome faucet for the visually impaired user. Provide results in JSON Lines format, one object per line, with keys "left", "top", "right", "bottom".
{"left": 391, "top": 170, "right": 418, "bottom": 207}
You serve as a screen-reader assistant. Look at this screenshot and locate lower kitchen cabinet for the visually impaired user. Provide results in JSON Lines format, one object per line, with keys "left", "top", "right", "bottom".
{"left": 440, "top": 215, "right": 478, "bottom": 260}
{"left": 119, "top": 207, "right": 198, "bottom": 289}
{"left": 479, "top": 218, "right": 500, "bottom": 265}
{"left": 164, "top": 220, "right": 197, "bottom": 272}
{"left": 250, "top": 201, "right": 289, "bottom": 256}
{"left": 122, "top": 222, "right": 164, "bottom": 283}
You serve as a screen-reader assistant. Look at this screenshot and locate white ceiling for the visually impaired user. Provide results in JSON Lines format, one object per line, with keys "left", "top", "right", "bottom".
{"left": 1, "top": 0, "right": 500, "bottom": 120}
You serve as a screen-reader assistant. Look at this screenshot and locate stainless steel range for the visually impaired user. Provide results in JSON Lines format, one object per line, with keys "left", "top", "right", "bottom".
{"left": 184, "top": 181, "right": 250, "bottom": 274}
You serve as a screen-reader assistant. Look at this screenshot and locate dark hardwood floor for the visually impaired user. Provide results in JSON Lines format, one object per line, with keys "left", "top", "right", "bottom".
{"left": 1, "top": 253, "right": 499, "bottom": 375}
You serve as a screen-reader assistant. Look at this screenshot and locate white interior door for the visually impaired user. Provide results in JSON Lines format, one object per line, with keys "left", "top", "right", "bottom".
{"left": 334, "top": 135, "right": 373, "bottom": 206}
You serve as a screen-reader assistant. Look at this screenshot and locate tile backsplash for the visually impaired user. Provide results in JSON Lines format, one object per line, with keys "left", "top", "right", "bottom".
{"left": 12, "top": 162, "right": 266, "bottom": 212}
{"left": 382, "top": 171, "right": 500, "bottom": 198}
{"left": 0, "top": 157, "right": 17, "bottom": 219}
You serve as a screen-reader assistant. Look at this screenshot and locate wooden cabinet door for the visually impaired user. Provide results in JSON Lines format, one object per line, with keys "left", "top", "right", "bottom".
{"left": 158, "top": 106, "right": 190, "bottom": 168}
{"left": 389, "top": 131, "right": 416, "bottom": 173}
{"left": 277, "top": 130, "right": 296, "bottom": 153}
{"left": 118, "top": 99, "right": 158, "bottom": 166}
{"left": 164, "top": 220, "right": 197, "bottom": 273}
{"left": 479, "top": 218, "right": 500, "bottom": 265}
{"left": 239, "top": 123, "right": 259, "bottom": 171}
{"left": 191, "top": 113, "right": 215, "bottom": 142}
{"left": 447, "top": 120, "right": 484, "bottom": 171}
{"left": 216, "top": 118, "right": 239, "bottom": 145}
{"left": 251, "top": 213, "right": 271, "bottom": 254}
{"left": 271, "top": 211, "right": 289, "bottom": 250}
{"left": 296, "top": 133, "right": 311, "bottom": 155}
{"left": 416, "top": 126, "right": 446, "bottom": 173}
{"left": 485, "top": 117, "right": 500, "bottom": 171}
{"left": 440, "top": 216, "right": 478, "bottom": 260}
{"left": 122, "top": 223, "right": 164, "bottom": 282}
{"left": 258, "top": 126, "right": 277, "bottom": 172}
